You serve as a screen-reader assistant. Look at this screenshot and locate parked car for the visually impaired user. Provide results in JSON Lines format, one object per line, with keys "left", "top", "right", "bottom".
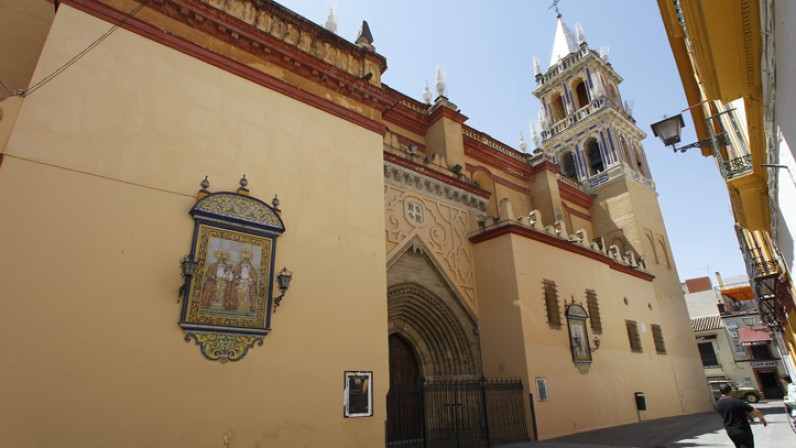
{"left": 708, "top": 380, "right": 762, "bottom": 403}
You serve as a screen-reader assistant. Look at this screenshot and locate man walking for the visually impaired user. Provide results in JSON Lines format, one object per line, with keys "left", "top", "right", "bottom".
{"left": 715, "top": 383, "right": 767, "bottom": 448}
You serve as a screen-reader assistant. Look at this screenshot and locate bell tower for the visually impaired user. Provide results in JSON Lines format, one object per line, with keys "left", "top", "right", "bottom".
{"left": 529, "top": 14, "right": 705, "bottom": 415}
{"left": 531, "top": 13, "right": 657, "bottom": 271}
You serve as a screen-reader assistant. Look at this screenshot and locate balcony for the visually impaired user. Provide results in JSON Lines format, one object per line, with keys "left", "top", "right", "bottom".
{"left": 721, "top": 154, "right": 753, "bottom": 180}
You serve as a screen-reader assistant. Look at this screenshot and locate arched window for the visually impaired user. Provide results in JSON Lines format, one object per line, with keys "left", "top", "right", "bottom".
{"left": 550, "top": 93, "right": 566, "bottom": 124}
{"left": 560, "top": 151, "right": 578, "bottom": 179}
{"left": 657, "top": 238, "right": 671, "bottom": 269}
{"left": 646, "top": 233, "right": 659, "bottom": 264}
{"left": 610, "top": 84, "right": 623, "bottom": 110}
{"left": 573, "top": 78, "right": 589, "bottom": 110}
{"left": 585, "top": 138, "right": 604, "bottom": 175}
{"left": 620, "top": 136, "right": 634, "bottom": 168}
{"left": 635, "top": 148, "right": 649, "bottom": 178}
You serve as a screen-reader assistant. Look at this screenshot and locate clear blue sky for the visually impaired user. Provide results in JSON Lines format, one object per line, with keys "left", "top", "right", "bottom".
{"left": 279, "top": 0, "right": 747, "bottom": 282}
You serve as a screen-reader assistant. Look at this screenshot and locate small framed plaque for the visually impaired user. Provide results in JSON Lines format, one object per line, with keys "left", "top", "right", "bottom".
{"left": 344, "top": 371, "right": 373, "bottom": 418}
{"left": 535, "top": 377, "right": 549, "bottom": 402}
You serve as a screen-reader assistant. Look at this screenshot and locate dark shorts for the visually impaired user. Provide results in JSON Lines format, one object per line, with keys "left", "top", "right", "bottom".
{"left": 727, "top": 430, "right": 754, "bottom": 448}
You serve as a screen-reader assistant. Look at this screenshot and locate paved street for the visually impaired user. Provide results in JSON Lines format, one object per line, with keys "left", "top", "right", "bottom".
{"left": 499, "top": 400, "right": 795, "bottom": 448}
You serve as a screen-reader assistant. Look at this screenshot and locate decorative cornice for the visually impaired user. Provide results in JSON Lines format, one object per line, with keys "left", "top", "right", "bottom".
{"left": 61, "top": 0, "right": 390, "bottom": 134}
{"left": 543, "top": 107, "right": 645, "bottom": 149}
{"left": 533, "top": 50, "right": 623, "bottom": 98}
{"left": 384, "top": 158, "right": 489, "bottom": 212}
{"left": 470, "top": 222, "right": 655, "bottom": 282}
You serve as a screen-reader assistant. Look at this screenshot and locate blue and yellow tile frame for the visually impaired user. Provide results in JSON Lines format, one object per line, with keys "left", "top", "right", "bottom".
{"left": 180, "top": 190, "right": 285, "bottom": 363}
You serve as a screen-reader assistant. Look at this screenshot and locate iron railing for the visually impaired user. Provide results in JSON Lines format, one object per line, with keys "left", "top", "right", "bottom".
{"left": 387, "top": 379, "right": 529, "bottom": 448}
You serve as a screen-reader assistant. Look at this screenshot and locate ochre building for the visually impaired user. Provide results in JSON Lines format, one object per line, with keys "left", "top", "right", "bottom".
{"left": 0, "top": 1, "right": 712, "bottom": 447}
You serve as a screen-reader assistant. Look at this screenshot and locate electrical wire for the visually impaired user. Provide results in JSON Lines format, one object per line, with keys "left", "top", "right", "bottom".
{"left": 6, "top": 0, "right": 152, "bottom": 98}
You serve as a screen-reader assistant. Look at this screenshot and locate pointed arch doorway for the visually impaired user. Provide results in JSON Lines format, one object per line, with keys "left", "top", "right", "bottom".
{"left": 387, "top": 334, "right": 423, "bottom": 445}
{"left": 385, "top": 242, "right": 529, "bottom": 446}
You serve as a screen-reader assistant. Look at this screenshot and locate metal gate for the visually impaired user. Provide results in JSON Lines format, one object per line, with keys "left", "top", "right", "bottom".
{"left": 387, "top": 379, "right": 528, "bottom": 448}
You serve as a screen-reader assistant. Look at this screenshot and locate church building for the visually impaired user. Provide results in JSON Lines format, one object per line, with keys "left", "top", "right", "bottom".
{"left": 0, "top": 1, "right": 712, "bottom": 447}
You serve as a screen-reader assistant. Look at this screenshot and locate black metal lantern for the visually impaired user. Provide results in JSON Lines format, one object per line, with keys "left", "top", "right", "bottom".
{"left": 273, "top": 267, "right": 294, "bottom": 312}
{"left": 180, "top": 256, "right": 199, "bottom": 278}
{"left": 178, "top": 256, "right": 199, "bottom": 298}
{"left": 650, "top": 112, "right": 729, "bottom": 153}
{"left": 650, "top": 114, "right": 685, "bottom": 147}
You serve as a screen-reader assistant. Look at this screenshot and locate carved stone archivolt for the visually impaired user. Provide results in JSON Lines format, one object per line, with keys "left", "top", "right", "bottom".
{"left": 388, "top": 282, "right": 481, "bottom": 380}
{"left": 385, "top": 183, "right": 478, "bottom": 310}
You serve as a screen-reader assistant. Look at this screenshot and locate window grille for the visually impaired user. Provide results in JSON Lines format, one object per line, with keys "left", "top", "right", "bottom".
{"left": 651, "top": 324, "right": 666, "bottom": 354}
{"left": 543, "top": 280, "right": 561, "bottom": 328}
{"left": 625, "top": 320, "right": 642, "bottom": 352}
{"left": 585, "top": 289, "right": 602, "bottom": 334}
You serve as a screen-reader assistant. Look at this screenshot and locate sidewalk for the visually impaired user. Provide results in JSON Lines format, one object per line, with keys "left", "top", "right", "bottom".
{"left": 498, "top": 400, "right": 795, "bottom": 448}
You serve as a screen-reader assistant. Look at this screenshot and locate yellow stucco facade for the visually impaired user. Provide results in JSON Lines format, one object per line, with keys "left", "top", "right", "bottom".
{"left": 658, "top": 0, "right": 796, "bottom": 377}
{"left": 0, "top": 1, "right": 714, "bottom": 446}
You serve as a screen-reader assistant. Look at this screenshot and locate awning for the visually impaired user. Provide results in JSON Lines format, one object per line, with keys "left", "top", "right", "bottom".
{"left": 721, "top": 286, "right": 755, "bottom": 301}
{"left": 737, "top": 326, "right": 771, "bottom": 346}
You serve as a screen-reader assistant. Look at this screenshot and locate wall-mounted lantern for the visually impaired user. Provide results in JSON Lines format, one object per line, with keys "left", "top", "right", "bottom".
{"left": 272, "top": 267, "right": 294, "bottom": 312}
{"left": 649, "top": 113, "right": 729, "bottom": 153}
{"left": 178, "top": 256, "right": 199, "bottom": 298}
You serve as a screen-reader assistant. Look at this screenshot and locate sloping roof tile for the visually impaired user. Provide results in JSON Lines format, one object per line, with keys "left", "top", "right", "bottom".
{"left": 691, "top": 315, "right": 724, "bottom": 332}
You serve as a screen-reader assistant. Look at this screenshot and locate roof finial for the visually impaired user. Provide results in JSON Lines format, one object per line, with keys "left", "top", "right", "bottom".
{"left": 576, "top": 22, "right": 586, "bottom": 45}
{"left": 422, "top": 81, "right": 433, "bottom": 104}
{"left": 435, "top": 65, "right": 447, "bottom": 98}
{"left": 355, "top": 20, "right": 375, "bottom": 51}
{"left": 325, "top": 6, "right": 337, "bottom": 33}
{"left": 519, "top": 132, "right": 528, "bottom": 153}
{"left": 530, "top": 121, "right": 541, "bottom": 149}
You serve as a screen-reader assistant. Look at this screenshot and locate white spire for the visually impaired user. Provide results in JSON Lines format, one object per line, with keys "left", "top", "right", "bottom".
{"left": 422, "top": 81, "right": 432, "bottom": 104}
{"left": 325, "top": 7, "right": 337, "bottom": 33}
{"left": 435, "top": 66, "right": 447, "bottom": 98}
{"left": 623, "top": 99, "right": 634, "bottom": 116}
{"left": 538, "top": 109, "right": 548, "bottom": 131}
{"left": 600, "top": 46, "right": 611, "bottom": 62}
{"left": 533, "top": 56, "right": 542, "bottom": 76}
{"left": 530, "top": 121, "right": 541, "bottom": 148}
{"left": 519, "top": 132, "right": 528, "bottom": 152}
{"left": 549, "top": 15, "right": 579, "bottom": 68}
{"left": 528, "top": 120, "right": 542, "bottom": 149}
{"left": 576, "top": 22, "right": 586, "bottom": 45}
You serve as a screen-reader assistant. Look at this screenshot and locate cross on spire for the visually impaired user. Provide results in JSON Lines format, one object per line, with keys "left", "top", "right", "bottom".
{"left": 548, "top": 0, "right": 562, "bottom": 17}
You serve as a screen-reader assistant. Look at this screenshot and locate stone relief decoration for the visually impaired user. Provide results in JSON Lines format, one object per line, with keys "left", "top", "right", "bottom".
{"left": 180, "top": 183, "right": 285, "bottom": 363}
{"left": 199, "top": 0, "right": 377, "bottom": 79}
{"left": 405, "top": 200, "right": 425, "bottom": 224}
{"left": 385, "top": 184, "right": 477, "bottom": 310}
